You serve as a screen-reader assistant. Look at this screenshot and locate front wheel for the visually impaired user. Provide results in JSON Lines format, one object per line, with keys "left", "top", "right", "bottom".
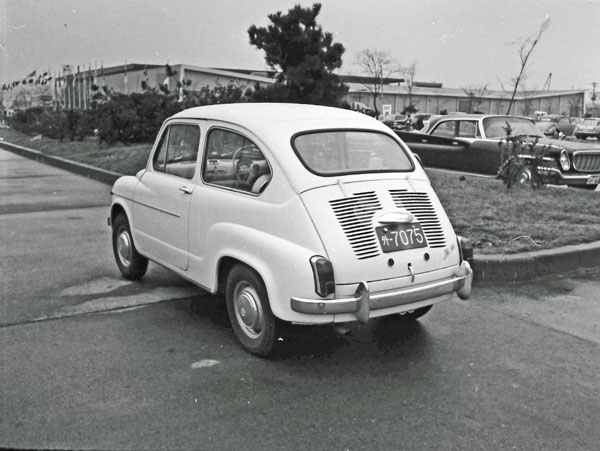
{"left": 225, "top": 264, "right": 278, "bottom": 356}
{"left": 112, "top": 213, "right": 148, "bottom": 280}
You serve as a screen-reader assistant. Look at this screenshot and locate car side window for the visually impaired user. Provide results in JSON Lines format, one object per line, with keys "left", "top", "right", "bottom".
{"left": 203, "top": 128, "right": 271, "bottom": 194}
{"left": 152, "top": 124, "right": 200, "bottom": 179}
{"left": 457, "top": 121, "right": 479, "bottom": 138}
{"left": 153, "top": 129, "right": 169, "bottom": 172}
{"left": 431, "top": 121, "right": 456, "bottom": 138}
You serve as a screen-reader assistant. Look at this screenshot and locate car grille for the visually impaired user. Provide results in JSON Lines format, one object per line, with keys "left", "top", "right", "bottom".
{"left": 330, "top": 191, "right": 382, "bottom": 260}
{"left": 388, "top": 189, "right": 446, "bottom": 248}
{"left": 573, "top": 152, "right": 600, "bottom": 172}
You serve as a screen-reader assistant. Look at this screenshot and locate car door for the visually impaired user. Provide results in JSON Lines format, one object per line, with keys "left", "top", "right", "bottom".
{"left": 452, "top": 120, "right": 502, "bottom": 174}
{"left": 396, "top": 120, "right": 469, "bottom": 170}
{"left": 133, "top": 121, "right": 203, "bottom": 270}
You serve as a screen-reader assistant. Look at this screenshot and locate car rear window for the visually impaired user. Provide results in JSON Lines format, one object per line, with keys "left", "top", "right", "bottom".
{"left": 292, "top": 130, "right": 414, "bottom": 176}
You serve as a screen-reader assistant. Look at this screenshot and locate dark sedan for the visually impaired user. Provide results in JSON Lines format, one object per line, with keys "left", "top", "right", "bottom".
{"left": 535, "top": 115, "right": 577, "bottom": 137}
{"left": 396, "top": 114, "right": 600, "bottom": 189}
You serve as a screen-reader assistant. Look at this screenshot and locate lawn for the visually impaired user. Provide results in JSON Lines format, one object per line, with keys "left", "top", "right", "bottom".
{"left": 2, "top": 127, "right": 600, "bottom": 255}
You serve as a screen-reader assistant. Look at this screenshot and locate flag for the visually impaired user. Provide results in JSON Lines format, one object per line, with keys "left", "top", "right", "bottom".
{"left": 123, "top": 63, "right": 128, "bottom": 93}
{"left": 62, "top": 64, "right": 73, "bottom": 74}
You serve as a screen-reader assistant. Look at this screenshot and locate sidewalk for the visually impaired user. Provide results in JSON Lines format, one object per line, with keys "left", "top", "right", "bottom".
{"left": 2, "top": 139, "right": 599, "bottom": 284}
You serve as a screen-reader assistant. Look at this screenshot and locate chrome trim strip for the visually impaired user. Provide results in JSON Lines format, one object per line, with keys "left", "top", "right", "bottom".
{"left": 132, "top": 199, "right": 180, "bottom": 218}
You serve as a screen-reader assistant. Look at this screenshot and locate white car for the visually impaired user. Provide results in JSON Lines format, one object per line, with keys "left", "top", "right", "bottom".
{"left": 109, "top": 103, "right": 472, "bottom": 356}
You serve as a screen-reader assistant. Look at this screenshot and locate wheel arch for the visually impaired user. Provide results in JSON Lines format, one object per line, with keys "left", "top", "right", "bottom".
{"left": 110, "top": 202, "right": 128, "bottom": 226}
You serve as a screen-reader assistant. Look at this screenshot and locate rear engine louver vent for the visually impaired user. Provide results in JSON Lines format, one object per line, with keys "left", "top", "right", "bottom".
{"left": 330, "top": 191, "right": 382, "bottom": 260}
{"left": 389, "top": 189, "right": 446, "bottom": 248}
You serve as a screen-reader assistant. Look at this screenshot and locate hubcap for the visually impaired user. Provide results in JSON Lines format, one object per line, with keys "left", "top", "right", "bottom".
{"left": 517, "top": 168, "right": 532, "bottom": 184}
{"left": 233, "top": 282, "right": 264, "bottom": 339}
{"left": 117, "top": 230, "right": 132, "bottom": 267}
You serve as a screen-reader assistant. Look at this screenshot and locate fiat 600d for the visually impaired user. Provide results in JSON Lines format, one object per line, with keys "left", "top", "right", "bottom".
{"left": 109, "top": 103, "right": 472, "bottom": 356}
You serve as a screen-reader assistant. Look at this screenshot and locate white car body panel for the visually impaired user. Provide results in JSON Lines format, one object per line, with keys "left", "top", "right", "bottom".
{"left": 110, "top": 103, "right": 472, "bottom": 325}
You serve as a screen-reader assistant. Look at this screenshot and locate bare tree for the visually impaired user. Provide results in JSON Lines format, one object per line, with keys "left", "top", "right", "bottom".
{"left": 461, "top": 84, "right": 489, "bottom": 113}
{"left": 354, "top": 49, "right": 401, "bottom": 116}
{"left": 519, "top": 82, "right": 539, "bottom": 116}
{"left": 401, "top": 61, "right": 417, "bottom": 113}
{"left": 506, "top": 18, "right": 550, "bottom": 114}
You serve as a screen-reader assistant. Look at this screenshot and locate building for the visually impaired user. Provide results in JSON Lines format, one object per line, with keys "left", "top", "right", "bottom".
{"left": 2, "top": 63, "right": 598, "bottom": 118}
{"left": 345, "top": 81, "right": 592, "bottom": 118}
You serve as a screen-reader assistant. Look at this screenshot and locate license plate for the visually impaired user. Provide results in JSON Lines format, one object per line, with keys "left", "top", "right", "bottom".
{"left": 587, "top": 176, "right": 600, "bottom": 185}
{"left": 375, "top": 223, "right": 428, "bottom": 253}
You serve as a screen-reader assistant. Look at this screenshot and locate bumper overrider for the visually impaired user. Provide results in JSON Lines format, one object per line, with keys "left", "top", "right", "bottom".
{"left": 291, "top": 261, "right": 473, "bottom": 324}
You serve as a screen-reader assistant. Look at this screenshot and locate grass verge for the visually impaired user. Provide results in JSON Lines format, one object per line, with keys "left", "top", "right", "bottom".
{"left": 2, "top": 127, "right": 599, "bottom": 255}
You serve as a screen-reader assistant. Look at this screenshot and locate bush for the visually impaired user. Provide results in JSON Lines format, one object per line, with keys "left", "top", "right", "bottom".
{"left": 38, "top": 110, "right": 68, "bottom": 140}
{"left": 7, "top": 82, "right": 253, "bottom": 146}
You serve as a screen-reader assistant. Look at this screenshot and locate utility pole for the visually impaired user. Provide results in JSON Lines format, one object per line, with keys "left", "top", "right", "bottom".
{"left": 591, "top": 82, "right": 598, "bottom": 101}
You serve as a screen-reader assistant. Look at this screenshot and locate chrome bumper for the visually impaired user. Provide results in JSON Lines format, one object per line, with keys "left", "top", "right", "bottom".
{"left": 291, "top": 261, "right": 473, "bottom": 324}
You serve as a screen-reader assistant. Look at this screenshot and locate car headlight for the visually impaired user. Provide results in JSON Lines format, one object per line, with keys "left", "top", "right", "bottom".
{"left": 559, "top": 150, "right": 570, "bottom": 171}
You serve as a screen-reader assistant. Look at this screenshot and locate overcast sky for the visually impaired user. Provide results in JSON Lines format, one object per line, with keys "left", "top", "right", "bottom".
{"left": 1, "top": 0, "right": 598, "bottom": 91}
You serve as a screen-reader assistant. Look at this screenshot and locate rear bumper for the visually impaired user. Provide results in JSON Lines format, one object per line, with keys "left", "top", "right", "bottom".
{"left": 291, "top": 261, "right": 472, "bottom": 323}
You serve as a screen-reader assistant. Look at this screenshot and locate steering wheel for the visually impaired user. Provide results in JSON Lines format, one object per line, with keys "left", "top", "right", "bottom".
{"left": 232, "top": 145, "right": 258, "bottom": 182}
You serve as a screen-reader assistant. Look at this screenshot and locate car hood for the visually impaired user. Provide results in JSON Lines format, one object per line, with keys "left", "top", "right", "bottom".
{"left": 539, "top": 137, "right": 600, "bottom": 152}
{"left": 299, "top": 177, "right": 460, "bottom": 284}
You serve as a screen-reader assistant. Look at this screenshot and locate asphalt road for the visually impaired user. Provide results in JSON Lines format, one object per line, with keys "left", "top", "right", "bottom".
{"left": 1, "top": 149, "right": 599, "bottom": 451}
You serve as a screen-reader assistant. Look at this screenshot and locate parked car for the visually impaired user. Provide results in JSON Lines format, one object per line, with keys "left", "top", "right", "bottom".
{"left": 109, "top": 103, "right": 473, "bottom": 356}
{"left": 574, "top": 118, "right": 600, "bottom": 140}
{"left": 411, "top": 113, "right": 433, "bottom": 131}
{"left": 535, "top": 114, "right": 577, "bottom": 137}
{"left": 396, "top": 114, "right": 600, "bottom": 189}
{"left": 379, "top": 113, "right": 411, "bottom": 130}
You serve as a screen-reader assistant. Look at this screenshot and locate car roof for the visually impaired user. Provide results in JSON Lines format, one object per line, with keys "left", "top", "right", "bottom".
{"left": 169, "top": 103, "right": 404, "bottom": 194}
{"left": 426, "top": 113, "right": 536, "bottom": 131}
{"left": 170, "top": 103, "right": 379, "bottom": 131}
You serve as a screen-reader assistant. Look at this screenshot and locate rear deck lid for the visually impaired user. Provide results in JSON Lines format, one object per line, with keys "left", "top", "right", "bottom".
{"left": 300, "top": 178, "right": 461, "bottom": 284}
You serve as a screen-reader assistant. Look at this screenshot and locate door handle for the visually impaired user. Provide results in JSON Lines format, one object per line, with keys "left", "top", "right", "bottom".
{"left": 179, "top": 186, "right": 193, "bottom": 194}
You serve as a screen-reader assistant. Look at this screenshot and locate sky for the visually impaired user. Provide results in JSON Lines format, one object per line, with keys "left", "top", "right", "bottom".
{"left": 1, "top": 0, "right": 599, "bottom": 91}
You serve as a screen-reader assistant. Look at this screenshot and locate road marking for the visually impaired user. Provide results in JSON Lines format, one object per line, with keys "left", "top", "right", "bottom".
{"left": 191, "top": 359, "right": 220, "bottom": 369}
{"left": 60, "top": 277, "right": 131, "bottom": 296}
{"left": 34, "top": 286, "right": 199, "bottom": 322}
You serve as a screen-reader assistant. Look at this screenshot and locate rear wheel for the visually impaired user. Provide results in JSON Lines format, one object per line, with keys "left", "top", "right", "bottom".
{"left": 112, "top": 213, "right": 148, "bottom": 280}
{"left": 225, "top": 264, "right": 278, "bottom": 356}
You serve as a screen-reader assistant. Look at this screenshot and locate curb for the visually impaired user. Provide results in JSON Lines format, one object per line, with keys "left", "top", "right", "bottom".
{"left": 472, "top": 241, "right": 600, "bottom": 283}
{"left": 0, "top": 140, "right": 122, "bottom": 185}
{"left": 2, "top": 138, "right": 599, "bottom": 284}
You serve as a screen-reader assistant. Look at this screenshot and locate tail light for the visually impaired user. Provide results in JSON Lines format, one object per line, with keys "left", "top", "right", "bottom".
{"left": 310, "top": 256, "right": 335, "bottom": 297}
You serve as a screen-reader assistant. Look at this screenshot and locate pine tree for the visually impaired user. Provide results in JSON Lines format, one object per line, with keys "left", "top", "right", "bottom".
{"left": 248, "top": 3, "right": 347, "bottom": 106}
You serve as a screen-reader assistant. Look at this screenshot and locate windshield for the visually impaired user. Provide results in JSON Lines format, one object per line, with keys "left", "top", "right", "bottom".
{"left": 583, "top": 118, "right": 599, "bottom": 126}
{"left": 293, "top": 130, "right": 414, "bottom": 176}
{"left": 482, "top": 117, "right": 543, "bottom": 139}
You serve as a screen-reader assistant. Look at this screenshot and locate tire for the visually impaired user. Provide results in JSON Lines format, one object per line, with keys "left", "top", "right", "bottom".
{"left": 516, "top": 167, "right": 532, "bottom": 185}
{"left": 112, "top": 213, "right": 148, "bottom": 280}
{"left": 225, "top": 264, "right": 278, "bottom": 356}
